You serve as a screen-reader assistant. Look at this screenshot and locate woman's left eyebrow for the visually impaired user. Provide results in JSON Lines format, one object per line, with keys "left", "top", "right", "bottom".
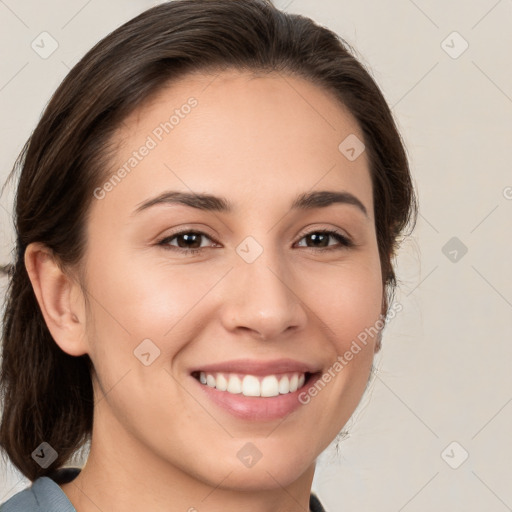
{"left": 132, "top": 189, "right": 368, "bottom": 218}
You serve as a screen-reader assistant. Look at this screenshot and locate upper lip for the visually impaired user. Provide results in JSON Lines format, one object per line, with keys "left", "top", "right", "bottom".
{"left": 191, "top": 358, "right": 321, "bottom": 376}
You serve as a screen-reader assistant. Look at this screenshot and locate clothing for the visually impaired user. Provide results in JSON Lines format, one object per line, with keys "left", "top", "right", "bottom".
{"left": 0, "top": 468, "right": 79, "bottom": 512}
{"left": 1, "top": 467, "right": 327, "bottom": 512}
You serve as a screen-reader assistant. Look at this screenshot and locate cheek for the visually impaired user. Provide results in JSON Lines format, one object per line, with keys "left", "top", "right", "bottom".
{"left": 289, "top": 254, "right": 383, "bottom": 451}
{"left": 313, "top": 252, "right": 383, "bottom": 388}
{"left": 81, "top": 251, "right": 231, "bottom": 377}
{"left": 312, "top": 254, "right": 383, "bottom": 349}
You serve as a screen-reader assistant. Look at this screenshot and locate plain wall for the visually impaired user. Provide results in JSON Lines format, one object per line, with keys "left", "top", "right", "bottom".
{"left": 1, "top": 1, "right": 511, "bottom": 510}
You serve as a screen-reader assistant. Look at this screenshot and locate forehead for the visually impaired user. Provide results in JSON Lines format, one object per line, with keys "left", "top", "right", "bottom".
{"left": 97, "top": 69, "right": 373, "bottom": 219}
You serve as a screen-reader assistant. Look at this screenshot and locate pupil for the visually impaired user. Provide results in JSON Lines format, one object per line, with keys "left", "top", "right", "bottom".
{"left": 179, "top": 233, "right": 200, "bottom": 249}
{"left": 309, "top": 233, "right": 328, "bottom": 247}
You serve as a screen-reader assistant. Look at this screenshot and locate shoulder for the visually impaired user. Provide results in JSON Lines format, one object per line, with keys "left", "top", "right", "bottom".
{"left": 0, "top": 468, "right": 80, "bottom": 512}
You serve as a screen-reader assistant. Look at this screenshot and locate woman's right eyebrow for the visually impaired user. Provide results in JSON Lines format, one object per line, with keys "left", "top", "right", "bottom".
{"left": 133, "top": 190, "right": 231, "bottom": 215}
{"left": 132, "top": 189, "right": 368, "bottom": 218}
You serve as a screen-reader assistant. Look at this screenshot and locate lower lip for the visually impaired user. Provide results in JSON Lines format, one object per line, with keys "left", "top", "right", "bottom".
{"left": 192, "top": 373, "right": 320, "bottom": 421}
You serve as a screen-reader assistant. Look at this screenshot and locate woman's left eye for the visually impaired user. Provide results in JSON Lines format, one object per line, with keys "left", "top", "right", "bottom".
{"left": 295, "top": 230, "right": 353, "bottom": 250}
{"left": 157, "top": 229, "right": 353, "bottom": 255}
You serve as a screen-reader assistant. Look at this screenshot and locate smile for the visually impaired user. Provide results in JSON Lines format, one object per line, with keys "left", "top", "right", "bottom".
{"left": 194, "top": 371, "right": 307, "bottom": 397}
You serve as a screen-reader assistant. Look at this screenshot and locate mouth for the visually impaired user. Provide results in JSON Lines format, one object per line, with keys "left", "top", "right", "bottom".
{"left": 189, "top": 361, "right": 322, "bottom": 421}
{"left": 191, "top": 370, "right": 313, "bottom": 397}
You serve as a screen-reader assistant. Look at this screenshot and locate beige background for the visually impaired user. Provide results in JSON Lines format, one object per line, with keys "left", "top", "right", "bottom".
{"left": 1, "top": 0, "right": 511, "bottom": 510}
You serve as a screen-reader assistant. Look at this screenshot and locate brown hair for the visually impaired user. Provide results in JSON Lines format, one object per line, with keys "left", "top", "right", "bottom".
{"left": 0, "top": 0, "right": 417, "bottom": 481}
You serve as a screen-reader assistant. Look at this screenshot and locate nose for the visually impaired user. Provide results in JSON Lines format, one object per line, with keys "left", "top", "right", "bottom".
{"left": 218, "top": 247, "right": 308, "bottom": 341}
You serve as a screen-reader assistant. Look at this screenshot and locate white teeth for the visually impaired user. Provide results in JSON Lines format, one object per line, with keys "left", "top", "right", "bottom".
{"left": 289, "top": 374, "right": 299, "bottom": 392}
{"left": 227, "top": 375, "right": 242, "bottom": 394}
{"left": 242, "top": 375, "right": 260, "bottom": 396}
{"left": 216, "top": 373, "right": 228, "bottom": 391}
{"left": 278, "top": 375, "right": 290, "bottom": 394}
{"left": 197, "top": 371, "right": 307, "bottom": 397}
{"left": 261, "top": 376, "right": 280, "bottom": 397}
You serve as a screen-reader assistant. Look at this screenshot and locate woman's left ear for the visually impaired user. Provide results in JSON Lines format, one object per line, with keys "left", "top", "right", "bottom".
{"left": 24, "top": 242, "right": 89, "bottom": 356}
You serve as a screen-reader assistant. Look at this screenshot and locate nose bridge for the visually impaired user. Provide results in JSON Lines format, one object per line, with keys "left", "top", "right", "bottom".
{"left": 220, "top": 236, "right": 306, "bottom": 339}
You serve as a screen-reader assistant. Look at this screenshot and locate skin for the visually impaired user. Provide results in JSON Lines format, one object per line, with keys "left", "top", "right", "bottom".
{"left": 26, "top": 70, "right": 383, "bottom": 512}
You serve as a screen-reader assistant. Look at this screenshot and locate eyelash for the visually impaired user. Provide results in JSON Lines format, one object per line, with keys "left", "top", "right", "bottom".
{"left": 156, "top": 228, "right": 353, "bottom": 256}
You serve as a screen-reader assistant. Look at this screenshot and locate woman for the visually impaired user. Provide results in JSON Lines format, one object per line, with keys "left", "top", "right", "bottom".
{"left": 0, "top": 0, "right": 417, "bottom": 510}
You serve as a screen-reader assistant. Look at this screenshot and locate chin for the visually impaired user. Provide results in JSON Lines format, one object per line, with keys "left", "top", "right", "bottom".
{"left": 195, "top": 441, "right": 318, "bottom": 491}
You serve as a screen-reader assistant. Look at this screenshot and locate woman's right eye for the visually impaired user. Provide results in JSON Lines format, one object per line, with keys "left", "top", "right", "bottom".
{"left": 157, "top": 230, "right": 220, "bottom": 255}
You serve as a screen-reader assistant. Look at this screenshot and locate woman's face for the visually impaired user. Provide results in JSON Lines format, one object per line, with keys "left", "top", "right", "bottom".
{"left": 80, "top": 70, "right": 383, "bottom": 490}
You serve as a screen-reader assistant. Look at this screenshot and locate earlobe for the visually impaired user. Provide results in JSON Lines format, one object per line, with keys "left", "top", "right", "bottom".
{"left": 24, "top": 242, "right": 88, "bottom": 357}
